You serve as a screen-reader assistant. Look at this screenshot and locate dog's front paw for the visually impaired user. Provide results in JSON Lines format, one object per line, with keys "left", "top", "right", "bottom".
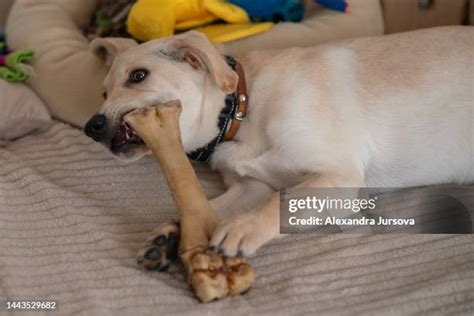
{"left": 137, "top": 221, "right": 180, "bottom": 271}
{"left": 209, "top": 212, "right": 275, "bottom": 257}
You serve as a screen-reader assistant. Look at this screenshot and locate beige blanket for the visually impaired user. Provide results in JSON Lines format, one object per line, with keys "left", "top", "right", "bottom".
{"left": 1, "top": 122, "right": 473, "bottom": 315}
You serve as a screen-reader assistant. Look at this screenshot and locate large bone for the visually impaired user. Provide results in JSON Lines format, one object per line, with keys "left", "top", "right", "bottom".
{"left": 124, "top": 100, "right": 255, "bottom": 302}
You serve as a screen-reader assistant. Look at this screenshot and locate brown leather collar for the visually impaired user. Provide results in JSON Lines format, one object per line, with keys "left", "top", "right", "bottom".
{"left": 224, "top": 61, "right": 247, "bottom": 141}
{"left": 186, "top": 57, "right": 248, "bottom": 163}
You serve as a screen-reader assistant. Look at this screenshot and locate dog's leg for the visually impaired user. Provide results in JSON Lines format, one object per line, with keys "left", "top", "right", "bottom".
{"left": 136, "top": 166, "right": 274, "bottom": 271}
{"left": 136, "top": 178, "right": 274, "bottom": 270}
{"left": 210, "top": 169, "right": 364, "bottom": 256}
{"left": 137, "top": 220, "right": 180, "bottom": 271}
{"left": 211, "top": 178, "right": 275, "bottom": 219}
{"left": 124, "top": 101, "right": 255, "bottom": 303}
{"left": 136, "top": 177, "right": 273, "bottom": 270}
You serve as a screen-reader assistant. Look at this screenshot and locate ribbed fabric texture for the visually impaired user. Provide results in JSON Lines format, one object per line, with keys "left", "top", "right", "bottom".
{"left": 0, "top": 122, "right": 473, "bottom": 315}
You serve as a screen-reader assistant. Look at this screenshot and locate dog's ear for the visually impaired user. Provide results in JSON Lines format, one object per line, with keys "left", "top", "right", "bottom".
{"left": 171, "top": 31, "right": 238, "bottom": 94}
{"left": 90, "top": 37, "right": 138, "bottom": 67}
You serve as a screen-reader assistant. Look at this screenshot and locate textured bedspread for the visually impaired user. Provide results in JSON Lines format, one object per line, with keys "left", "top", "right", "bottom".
{"left": 0, "top": 122, "right": 473, "bottom": 315}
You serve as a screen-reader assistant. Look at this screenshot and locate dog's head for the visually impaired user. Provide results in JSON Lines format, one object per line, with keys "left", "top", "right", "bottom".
{"left": 84, "top": 31, "right": 238, "bottom": 161}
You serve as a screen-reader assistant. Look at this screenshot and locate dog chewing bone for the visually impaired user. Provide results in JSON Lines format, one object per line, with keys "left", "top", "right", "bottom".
{"left": 124, "top": 100, "right": 255, "bottom": 303}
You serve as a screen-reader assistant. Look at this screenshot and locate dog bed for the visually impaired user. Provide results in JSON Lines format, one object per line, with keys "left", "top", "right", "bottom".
{"left": 5, "top": 0, "right": 383, "bottom": 127}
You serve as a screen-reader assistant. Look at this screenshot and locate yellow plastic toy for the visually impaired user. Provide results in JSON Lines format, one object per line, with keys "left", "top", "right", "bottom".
{"left": 127, "top": 0, "right": 273, "bottom": 43}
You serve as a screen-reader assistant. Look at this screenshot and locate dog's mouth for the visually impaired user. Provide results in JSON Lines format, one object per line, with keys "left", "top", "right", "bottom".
{"left": 110, "top": 121, "right": 145, "bottom": 152}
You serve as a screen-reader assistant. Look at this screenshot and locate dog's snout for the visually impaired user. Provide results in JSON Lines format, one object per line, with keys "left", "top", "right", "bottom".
{"left": 84, "top": 114, "right": 108, "bottom": 141}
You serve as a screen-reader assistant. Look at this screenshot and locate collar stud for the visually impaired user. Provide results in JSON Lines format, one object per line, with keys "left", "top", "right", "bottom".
{"left": 235, "top": 111, "right": 245, "bottom": 121}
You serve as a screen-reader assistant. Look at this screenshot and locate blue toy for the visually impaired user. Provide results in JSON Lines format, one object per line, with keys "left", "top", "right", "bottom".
{"left": 316, "top": 0, "right": 350, "bottom": 13}
{"left": 228, "top": 0, "right": 349, "bottom": 24}
{"left": 229, "top": 0, "right": 304, "bottom": 22}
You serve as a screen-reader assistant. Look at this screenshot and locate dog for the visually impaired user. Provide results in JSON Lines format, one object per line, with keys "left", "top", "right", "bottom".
{"left": 84, "top": 26, "right": 473, "bottom": 269}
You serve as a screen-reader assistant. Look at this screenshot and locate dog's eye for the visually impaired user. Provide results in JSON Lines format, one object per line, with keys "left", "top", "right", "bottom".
{"left": 129, "top": 69, "right": 148, "bottom": 84}
{"left": 102, "top": 91, "right": 107, "bottom": 100}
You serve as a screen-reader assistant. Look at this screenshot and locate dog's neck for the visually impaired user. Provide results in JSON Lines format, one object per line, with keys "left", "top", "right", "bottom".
{"left": 187, "top": 56, "right": 247, "bottom": 163}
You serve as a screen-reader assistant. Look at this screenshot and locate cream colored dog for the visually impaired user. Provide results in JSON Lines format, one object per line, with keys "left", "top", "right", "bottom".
{"left": 85, "top": 26, "right": 473, "bottom": 269}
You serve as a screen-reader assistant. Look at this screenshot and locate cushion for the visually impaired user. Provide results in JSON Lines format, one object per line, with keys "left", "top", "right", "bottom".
{"left": 0, "top": 79, "right": 51, "bottom": 144}
{"left": 6, "top": 0, "right": 383, "bottom": 128}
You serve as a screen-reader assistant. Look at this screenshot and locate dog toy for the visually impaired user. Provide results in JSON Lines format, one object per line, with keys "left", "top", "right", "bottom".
{"left": 315, "top": 0, "right": 351, "bottom": 13}
{"left": 92, "top": 0, "right": 349, "bottom": 44}
{"left": 127, "top": 0, "right": 249, "bottom": 41}
{"left": 124, "top": 101, "right": 255, "bottom": 303}
{"left": 229, "top": 0, "right": 304, "bottom": 22}
{"left": 0, "top": 35, "right": 34, "bottom": 83}
{"left": 228, "top": 0, "right": 348, "bottom": 23}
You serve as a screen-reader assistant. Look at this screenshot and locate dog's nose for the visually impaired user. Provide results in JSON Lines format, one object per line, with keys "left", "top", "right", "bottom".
{"left": 84, "top": 114, "right": 107, "bottom": 141}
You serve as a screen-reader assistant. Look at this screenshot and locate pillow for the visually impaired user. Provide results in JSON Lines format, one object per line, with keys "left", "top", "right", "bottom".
{"left": 0, "top": 80, "right": 51, "bottom": 144}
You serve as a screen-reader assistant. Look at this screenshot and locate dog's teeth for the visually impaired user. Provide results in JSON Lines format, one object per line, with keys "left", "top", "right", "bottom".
{"left": 118, "top": 120, "right": 142, "bottom": 144}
